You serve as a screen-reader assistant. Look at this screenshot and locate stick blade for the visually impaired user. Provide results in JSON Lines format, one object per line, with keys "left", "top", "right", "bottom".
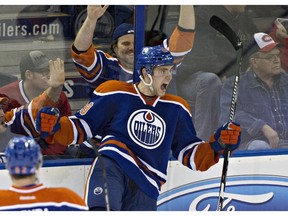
{"left": 209, "top": 15, "right": 242, "bottom": 50}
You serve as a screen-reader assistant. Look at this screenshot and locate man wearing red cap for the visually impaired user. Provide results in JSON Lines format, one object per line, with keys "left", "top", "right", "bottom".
{"left": 220, "top": 32, "right": 288, "bottom": 150}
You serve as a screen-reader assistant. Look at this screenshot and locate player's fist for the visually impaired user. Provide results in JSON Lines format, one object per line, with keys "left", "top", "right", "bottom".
{"left": 209, "top": 122, "right": 241, "bottom": 154}
{"left": 36, "top": 107, "right": 60, "bottom": 138}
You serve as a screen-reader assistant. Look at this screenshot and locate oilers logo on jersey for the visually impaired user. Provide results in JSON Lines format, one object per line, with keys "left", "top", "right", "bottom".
{"left": 127, "top": 109, "right": 166, "bottom": 149}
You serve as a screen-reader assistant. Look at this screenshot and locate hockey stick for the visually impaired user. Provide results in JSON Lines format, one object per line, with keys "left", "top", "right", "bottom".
{"left": 133, "top": 5, "right": 145, "bottom": 83}
{"left": 209, "top": 15, "right": 243, "bottom": 211}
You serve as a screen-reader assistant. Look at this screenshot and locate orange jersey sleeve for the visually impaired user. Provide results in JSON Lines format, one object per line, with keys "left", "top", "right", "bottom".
{"left": 4, "top": 91, "right": 58, "bottom": 137}
{"left": 165, "top": 26, "right": 195, "bottom": 65}
{"left": 71, "top": 45, "right": 96, "bottom": 68}
{"left": 0, "top": 184, "right": 88, "bottom": 211}
{"left": 169, "top": 26, "right": 195, "bottom": 53}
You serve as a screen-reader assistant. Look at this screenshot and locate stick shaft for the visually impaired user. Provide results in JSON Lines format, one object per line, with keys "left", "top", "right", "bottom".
{"left": 133, "top": 5, "right": 145, "bottom": 83}
{"left": 217, "top": 46, "right": 242, "bottom": 211}
{"left": 210, "top": 16, "right": 243, "bottom": 211}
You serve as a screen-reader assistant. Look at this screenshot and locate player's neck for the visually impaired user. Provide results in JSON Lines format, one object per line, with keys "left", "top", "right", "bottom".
{"left": 11, "top": 175, "right": 37, "bottom": 187}
{"left": 138, "top": 81, "right": 155, "bottom": 97}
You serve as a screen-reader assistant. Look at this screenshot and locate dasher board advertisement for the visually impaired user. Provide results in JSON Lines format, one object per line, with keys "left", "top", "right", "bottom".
{"left": 158, "top": 151, "right": 288, "bottom": 211}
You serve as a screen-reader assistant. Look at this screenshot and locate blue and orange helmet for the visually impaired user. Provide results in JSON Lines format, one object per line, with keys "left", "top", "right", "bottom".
{"left": 136, "top": 45, "right": 174, "bottom": 75}
{"left": 5, "top": 136, "right": 42, "bottom": 175}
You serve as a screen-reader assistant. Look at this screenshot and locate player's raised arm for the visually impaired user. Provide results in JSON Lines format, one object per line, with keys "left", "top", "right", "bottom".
{"left": 44, "top": 58, "right": 65, "bottom": 103}
{"left": 167, "top": 5, "right": 195, "bottom": 65}
{"left": 73, "top": 5, "right": 109, "bottom": 51}
{"left": 28, "top": 58, "right": 65, "bottom": 121}
{"left": 178, "top": 5, "right": 195, "bottom": 30}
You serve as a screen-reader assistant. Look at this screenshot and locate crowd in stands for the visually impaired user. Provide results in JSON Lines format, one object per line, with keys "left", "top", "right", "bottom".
{"left": 1, "top": 4, "right": 288, "bottom": 212}
{"left": 1, "top": 5, "right": 288, "bottom": 157}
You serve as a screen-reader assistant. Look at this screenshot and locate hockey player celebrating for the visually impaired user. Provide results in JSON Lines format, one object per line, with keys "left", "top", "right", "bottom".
{"left": 70, "top": 5, "right": 195, "bottom": 157}
{"left": 0, "top": 136, "right": 88, "bottom": 211}
{"left": 36, "top": 46, "right": 241, "bottom": 211}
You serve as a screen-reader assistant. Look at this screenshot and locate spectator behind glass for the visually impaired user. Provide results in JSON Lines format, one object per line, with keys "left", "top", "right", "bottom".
{"left": 71, "top": 5, "right": 194, "bottom": 93}
{"left": 0, "top": 95, "right": 21, "bottom": 152}
{"left": 0, "top": 51, "right": 72, "bottom": 156}
{"left": 220, "top": 32, "right": 288, "bottom": 150}
{"left": 0, "top": 136, "right": 88, "bottom": 211}
{"left": 0, "top": 58, "right": 66, "bottom": 157}
{"left": 175, "top": 5, "right": 258, "bottom": 142}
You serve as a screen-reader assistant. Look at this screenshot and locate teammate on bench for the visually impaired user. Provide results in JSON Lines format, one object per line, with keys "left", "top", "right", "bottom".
{"left": 0, "top": 136, "right": 88, "bottom": 211}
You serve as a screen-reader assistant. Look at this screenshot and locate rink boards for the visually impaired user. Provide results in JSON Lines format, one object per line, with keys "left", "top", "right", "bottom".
{"left": 1, "top": 150, "right": 288, "bottom": 211}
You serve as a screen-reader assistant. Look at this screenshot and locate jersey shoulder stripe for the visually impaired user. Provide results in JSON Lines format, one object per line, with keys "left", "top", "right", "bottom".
{"left": 0, "top": 184, "right": 88, "bottom": 211}
{"left": 160, "top": 93, "right": 192, "bottom": 114}
{"left": 95, "top": 80, "right": 136, "bottom": 94}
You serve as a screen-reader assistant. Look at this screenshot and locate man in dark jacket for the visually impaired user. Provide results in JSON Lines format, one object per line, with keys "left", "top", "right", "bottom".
{"left": 220, "top": 32, "right": 288, "bottom": 150}
{"left": 176, "top": 5, "right": 258, "bottom": 142}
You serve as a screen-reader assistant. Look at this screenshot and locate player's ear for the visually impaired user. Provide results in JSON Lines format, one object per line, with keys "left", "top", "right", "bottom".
{"left": 141, "top": 67, "right": 147, "bottom": 76}
{"left": 141, "top": 67, "right": 150, "bottom": 81}
{"left": 112, "top": 43, "right": 118, "bottom": 54}
{"left": 142, "top": 67, "right": 153, "bottom": 87}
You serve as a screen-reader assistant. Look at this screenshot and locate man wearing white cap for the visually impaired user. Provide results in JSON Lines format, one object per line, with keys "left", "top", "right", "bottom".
{"left": 219, "top": 32, "right": 288, "bottom": 150}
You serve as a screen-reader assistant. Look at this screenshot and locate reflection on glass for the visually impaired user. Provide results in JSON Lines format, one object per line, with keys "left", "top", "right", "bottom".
{"left": 1, "top": 5, "right": 288, "bottom": 162}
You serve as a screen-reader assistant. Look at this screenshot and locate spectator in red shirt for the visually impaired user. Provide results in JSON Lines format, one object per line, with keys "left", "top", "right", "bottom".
{"left": 0, "top": 51, "right": 72, "bottom": 156}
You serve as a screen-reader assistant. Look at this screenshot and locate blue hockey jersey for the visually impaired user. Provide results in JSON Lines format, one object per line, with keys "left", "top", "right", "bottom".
{"left": 47, "top": 80, "right": 219, "bottom": 199}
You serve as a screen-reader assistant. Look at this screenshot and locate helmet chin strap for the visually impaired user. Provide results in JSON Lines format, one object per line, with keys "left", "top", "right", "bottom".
{"left": 139, "top": 74, "right": 154, "bottom": 92}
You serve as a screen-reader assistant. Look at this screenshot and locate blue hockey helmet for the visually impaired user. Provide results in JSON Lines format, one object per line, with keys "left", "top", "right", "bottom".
{"left": 136, "top": 45, "right": 174, "bottom": 75}
{"left": 5, "top": 136, "right": 42, "bottom": 175}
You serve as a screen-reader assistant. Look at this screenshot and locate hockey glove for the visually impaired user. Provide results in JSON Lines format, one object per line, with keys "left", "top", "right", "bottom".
{"left": 36, "top": 107, "right": 60, "bottom": 138}
{"left": 0, "top": 94, "right": 21, "bottom": 112}
{"left": 209, "top": 122, "right": 241, "bottom": 154}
